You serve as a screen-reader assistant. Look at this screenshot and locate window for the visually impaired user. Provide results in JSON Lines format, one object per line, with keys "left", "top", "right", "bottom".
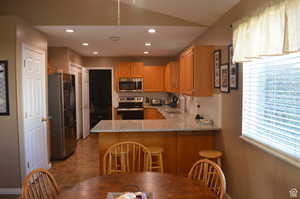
{"left": 242, "top": 52, "right": 300, "bottom": 162}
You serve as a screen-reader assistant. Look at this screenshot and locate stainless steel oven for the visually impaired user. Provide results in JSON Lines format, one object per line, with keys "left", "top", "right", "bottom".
{"left": 119, "top": 77, "right": 143, "bottom": 92}
{"left": 117, "top": 97, "right": 144, "bottom": 120}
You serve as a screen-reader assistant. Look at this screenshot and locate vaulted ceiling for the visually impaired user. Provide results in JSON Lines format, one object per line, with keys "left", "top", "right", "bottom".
{"left": 0, "top": 0, "right": 240, "bottom": 56}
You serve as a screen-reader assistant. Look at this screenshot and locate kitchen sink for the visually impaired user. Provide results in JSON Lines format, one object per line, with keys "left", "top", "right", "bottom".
{"left": 165, "top": 110, "right": 181, "bottom": 114}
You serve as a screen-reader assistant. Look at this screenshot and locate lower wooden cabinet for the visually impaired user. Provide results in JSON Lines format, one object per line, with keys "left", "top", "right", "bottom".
{"left": 144, "top": 108, "right": 165, "bottom": 120}
{"left": 143, "top": 66, "right": 165, "bottom": 92}
{"left": 98, "top": 131, "right": 216, "bottom": 176}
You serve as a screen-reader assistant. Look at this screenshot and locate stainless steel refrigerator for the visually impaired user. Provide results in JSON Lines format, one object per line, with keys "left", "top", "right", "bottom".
{"left": 48, "top": 73, "right": 77, "bottom": 160}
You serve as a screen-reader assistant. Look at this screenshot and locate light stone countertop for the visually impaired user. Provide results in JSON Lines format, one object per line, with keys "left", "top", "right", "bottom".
{"left": 91, "top": 105, "right": 221, "bottom": 133}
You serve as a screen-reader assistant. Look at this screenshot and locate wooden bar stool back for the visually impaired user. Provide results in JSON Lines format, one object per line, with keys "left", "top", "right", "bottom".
{"left": 148, "top": 146, "right": 164, "bottom": 173}
{"left": 199, "top": 150, "right": 223, "bottom": 167}
{"left": 21, "top": 168, "right": 60, "bottom": 199}
{"left": 103, "top": 142, "right": 152, "bottom": 175}
{"left": 188, "top": 159, "right": 226, "bottom": 199}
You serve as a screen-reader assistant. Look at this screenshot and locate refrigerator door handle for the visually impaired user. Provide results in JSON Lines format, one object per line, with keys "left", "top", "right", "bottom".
{"left": 41, "top": 117, "right": 49, "bottom": 122}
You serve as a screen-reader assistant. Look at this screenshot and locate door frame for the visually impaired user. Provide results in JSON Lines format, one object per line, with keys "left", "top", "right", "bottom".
{"left": 86, "top": 67, "right": 116, "bottom": 120}
{"left": 69, "top": 63, "right": 83, "bottom": 139}
{"left": 17, "top": 44, "right": 49, "bottom": 180}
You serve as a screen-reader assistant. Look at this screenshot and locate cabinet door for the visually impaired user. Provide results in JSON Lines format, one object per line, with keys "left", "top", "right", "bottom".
{"left": 131, "top": 62, "right": 144, "bottom": 77}
{"left": 180, "top": 49, "right": 194, "bottom": 95}
{"left": 144, "top": 108, "right": 165, "bottom": 119}
{"left": 116, "top": 62, "right": 132, "bottom": 78}
{"left": 144, "top": 66, "right": 165, "bottom": 92}
{"left": 193, "top": 46, "right": 214, "bottom": 96}
{"left": 170, "top": 61, "right": 180, "bottom": 93}
{"left": 164, "top": 63, "right": 171, "bottom": 92}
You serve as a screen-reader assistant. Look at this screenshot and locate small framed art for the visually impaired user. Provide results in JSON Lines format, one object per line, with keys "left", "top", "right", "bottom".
{"left": 213, "top": 50, "right": 221, "bottom": 88}
{"left": 220, "top": 63, "right": 229, "bottom": 93}
{"left": 228, "top": 45, "right": 238, "bottom": 89}
{"left": 0, "top": 60, "right": 9, "bottom": 115}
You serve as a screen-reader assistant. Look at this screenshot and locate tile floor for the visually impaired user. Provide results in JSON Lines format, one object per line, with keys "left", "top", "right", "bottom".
{"left": 49, "top": 134, "right": 99, "bottom": 190}
{"left": 0, "top": 134, "right": 99, "bottom": 199}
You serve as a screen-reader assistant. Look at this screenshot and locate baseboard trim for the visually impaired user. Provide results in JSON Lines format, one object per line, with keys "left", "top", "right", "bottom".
{"left": 225, "top": 192, "right": 232, "bottom": 199}
{"left": 0, "top": 188, "right": 22, "bottom": 195}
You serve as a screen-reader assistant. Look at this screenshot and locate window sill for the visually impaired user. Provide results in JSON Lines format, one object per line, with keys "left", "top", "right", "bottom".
{"left": 240, "top": 136, "right": 300, "bottom": 169}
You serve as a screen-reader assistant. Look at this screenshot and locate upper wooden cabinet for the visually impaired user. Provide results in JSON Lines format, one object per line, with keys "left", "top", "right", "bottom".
{"left": 144, "top": 66, "right": 165, "bottom": 92}
{"left": 116, "top": 62, "right": 144, "bottom": 78}
{"left": 116, "top": 62, "right": 132, "bottom": 78}
{"left": 131, "top": 62, "right": 144, "bottom": 77}
{"left": 179, "top": 46, "right": 214, "bottom": 96}
{"left": 165, "top": 61, "right": 180, "bottom": 93}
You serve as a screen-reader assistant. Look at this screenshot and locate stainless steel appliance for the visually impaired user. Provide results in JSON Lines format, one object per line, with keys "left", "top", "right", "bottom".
{"left": 48, "top": 73, "right": 77, "bottom": 160}
{"left": 151, "top": 99, "right": 162, "bottom": 106}
{"left": 119, "top": 77, "right": 143, "bottom": 92}
{"left": 117, "top": 97, "right": 144, "bottom": 119}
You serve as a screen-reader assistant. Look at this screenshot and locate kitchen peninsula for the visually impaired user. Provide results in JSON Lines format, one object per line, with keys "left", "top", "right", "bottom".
{"left": 91, "top": 107, "right": 220, "bottom": 176}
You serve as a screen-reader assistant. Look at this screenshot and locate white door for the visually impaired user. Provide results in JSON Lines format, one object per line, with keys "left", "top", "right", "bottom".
{"left": 82, "top": 68, "right": 90, "bottom": 139}
{"left": 22, "top": 47, "right": 48, "bottom": 174}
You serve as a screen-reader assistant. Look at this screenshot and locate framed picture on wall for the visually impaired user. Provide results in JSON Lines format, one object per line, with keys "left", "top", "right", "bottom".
{"left": 220, "top": 63, "right": 230, "bottom": 93}
{"left": 0, "top": 60, "right": 9, "bottom": 115}
{"left": 213, "top": 50, "right": 222, "bottom": 88}
{"left": 228, "top": 45, "right": 238, "bottom": 89}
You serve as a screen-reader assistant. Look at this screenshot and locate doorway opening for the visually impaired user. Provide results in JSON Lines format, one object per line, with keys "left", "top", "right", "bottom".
{"left": 89, "top": 70, "right": 112, "bottom": 127}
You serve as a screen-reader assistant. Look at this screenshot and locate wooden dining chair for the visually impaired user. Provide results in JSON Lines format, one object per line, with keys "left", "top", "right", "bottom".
{"left": 21, "top": 168, "right": 60, "bottom": 199}
{"left": 188, "top": 159, "right": 226, "bottom": 199}
{"left": 103, "top": 142, "right": 152, "bottom": 175}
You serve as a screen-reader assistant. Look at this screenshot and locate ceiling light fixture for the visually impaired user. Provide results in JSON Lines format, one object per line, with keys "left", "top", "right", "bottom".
{"left": 144, "top": 51, "right": 150, "bottom": 55}
{"left": 148, "top": 28, "right": 156, "bottom": 33}
{"left": 81, "top": 42, "right": 89, "bottom": 46}
{"left": 93, "top": 51, "right": 99, "bottom": 55}
{"left": 145, "top": 42, "right": 152, "bottom": 46}
{"left": 110, "top": 36, "right": 121, "bottom": 41}
{"left": 65, "top": 29, "right": 74, "bottom": 33}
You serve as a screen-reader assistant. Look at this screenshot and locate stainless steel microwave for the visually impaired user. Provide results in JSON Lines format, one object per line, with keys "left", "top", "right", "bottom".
{"left": 119, "top": 77, "right": 143, "bottom": 92}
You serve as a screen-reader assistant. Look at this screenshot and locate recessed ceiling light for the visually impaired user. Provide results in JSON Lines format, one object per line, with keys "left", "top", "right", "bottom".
{"left": 145, "top": 42, "right": 152, "bottom": 46}
{"left": 65, "top": 29, "right": 74, "bottom": 33}
{"left": 81, "top": 42, "right": 89, "bottom": 46}
{"left": 148, "top": 28, "right": 156, "bottom": 33}
{"left": 93, "top": 51, "right": 99, "bottom": 55}
{"left": 144, "top": 51, "right": 150, "bottom": 55}
{"left": 110, "top": 36, "right": 121, "bottom": 41}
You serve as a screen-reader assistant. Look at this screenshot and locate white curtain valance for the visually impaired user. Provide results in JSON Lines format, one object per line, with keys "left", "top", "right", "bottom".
{"left": 232, "top": 0, "right": 300, "bottom": 63}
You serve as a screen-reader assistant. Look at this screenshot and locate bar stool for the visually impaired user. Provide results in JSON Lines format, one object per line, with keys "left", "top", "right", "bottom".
{"left": 199, "top": 150, "right": 223, "bottom": 167}
{"left": 110, "top": 151, "right": 129, "bottom": 173}
{"left": 148, "top": 147, "right": 164, "bottom": 173}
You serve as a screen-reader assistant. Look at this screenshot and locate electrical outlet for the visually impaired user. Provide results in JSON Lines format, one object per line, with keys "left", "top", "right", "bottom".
{"left": 289, "top": 188, "right": 298, "bottom": 198}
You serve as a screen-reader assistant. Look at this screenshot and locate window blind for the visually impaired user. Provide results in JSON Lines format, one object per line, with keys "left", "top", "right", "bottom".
{"left": 242, "top": 52, "right": 300, "bottom": 161}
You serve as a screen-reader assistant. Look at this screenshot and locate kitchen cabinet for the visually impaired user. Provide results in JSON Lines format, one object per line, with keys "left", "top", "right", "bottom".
{"left": 179, "top": 46, "right": 214, "bottom": 96}
{"left": 131, "top": 62, "right": 144, "bottom": 77}
{"left": 116, "top": 62, "right": 132, "bottom": 78}
{"left": 165, "top": 61, "right": 179, "bottom": 93}
{"left": 143, "top": 66, "right": 165, "bottom": 92}
{"left": 115, "top": 62, "right": 144, "bottom": 78}
{"left": 144, "top": 108, "right": 165, "bottom": 119}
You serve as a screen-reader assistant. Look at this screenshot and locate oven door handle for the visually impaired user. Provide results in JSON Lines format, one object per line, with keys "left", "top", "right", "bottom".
{"left": 117, "top": 108, "right": 144, "bottom": 111}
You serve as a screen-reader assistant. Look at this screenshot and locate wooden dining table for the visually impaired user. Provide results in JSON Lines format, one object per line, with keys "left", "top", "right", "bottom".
{"left": 58, "top": 172, "right": 217, "bottom": 199}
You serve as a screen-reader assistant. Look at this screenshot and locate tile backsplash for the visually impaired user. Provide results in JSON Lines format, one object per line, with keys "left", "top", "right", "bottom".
{"left": 116, "top": 92, "right": 222, "bottom": 127}
{"left": 180, "top": 94, "right": 222, "bottom": 127}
